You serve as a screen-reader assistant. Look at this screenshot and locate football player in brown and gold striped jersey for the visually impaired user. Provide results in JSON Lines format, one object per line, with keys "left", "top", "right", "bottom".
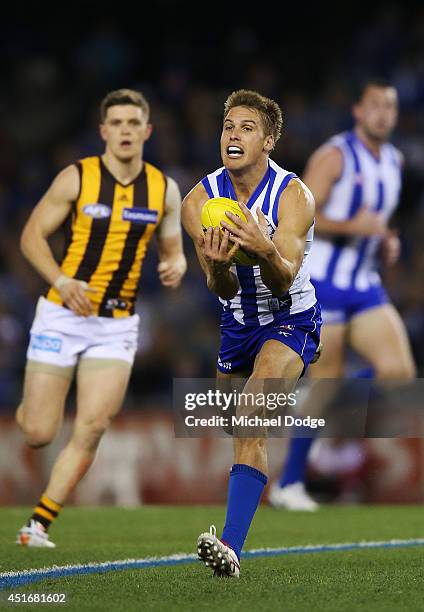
{"left": 16, "top": 89, "right": 186, "bottom": 547}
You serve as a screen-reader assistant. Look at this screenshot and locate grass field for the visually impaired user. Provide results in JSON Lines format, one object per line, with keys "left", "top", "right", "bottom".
{"left": 0, "top": 506, "right": 423, "bottom": 611}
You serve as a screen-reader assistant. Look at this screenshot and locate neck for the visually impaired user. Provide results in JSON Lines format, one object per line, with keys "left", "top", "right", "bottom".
{"left": 354, "top": 125, "right": 383, "bottom": 157}
{"left": 102, "top": 150, "right": 143, "bottom": 185}
{"left": 227, "top": 157, "right": 268, "bottom": 203}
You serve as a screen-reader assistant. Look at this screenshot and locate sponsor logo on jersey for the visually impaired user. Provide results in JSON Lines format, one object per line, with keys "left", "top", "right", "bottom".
{"left": 267, "top": 297, "right": 292, "bottom": 312}
{"left": 83, "top": 203, "right": 112, "bottom": 219}
{"left": 105, "top": 298, "right": 129, "bottom": 311}
{"left": 217, "top": 357, "right": 232, "bottom": 371}
{"left": 122, "top": 208, "right": 159, "bottom": 224}
{"left": 31, "top": 335, "right": 63, "bottom": 353}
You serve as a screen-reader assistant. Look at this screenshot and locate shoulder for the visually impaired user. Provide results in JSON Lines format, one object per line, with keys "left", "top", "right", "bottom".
{"left": 386, "top": 143, "right": 404, "bottom": 169}
{"left": 181, "top": 182, "right": 210, "bottom": 235}
{"left": 277, "top": 177, "right": 315, "bottom": 228}
{"left": 49, "top": 164, "right": 81, "bottom": 202}
{"left": 164, "top": 175, "right": 182, "bottom": 210}
{"left": 307, "top": 143, "right": 344, "bottom": 173}
{"left": 182, "top": 181, "right": 210, "bottom": 210}
{"left": 281, "top": 177, "right": 314, "bottom": 210}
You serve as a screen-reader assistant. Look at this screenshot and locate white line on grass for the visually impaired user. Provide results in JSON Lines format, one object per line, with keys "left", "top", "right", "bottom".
{"left": 2, "top": 538, "right": 424, "bottom": 589}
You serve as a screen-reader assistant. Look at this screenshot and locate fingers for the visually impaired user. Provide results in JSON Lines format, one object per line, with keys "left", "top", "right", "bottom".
{"left": 219, "top": 229, "right": 238, "bottom": 257}
{"left": 203, "top": 226, "right": 213, "bottom": 251}
{"left": 157, "top": 261, "right": 170, "bottom": 273}
{"left": 237, "top": 201, "right": 252, "bottom": 220}
{"left": 256, "top": 208, "right": 268, "bottom": 227}
{"left": 67, "top": 290, "right": 92, "bottom": 317}
{"left": 59, "top": 280, "right": 94, "bottom": 316}
{"left": 227, "top": 239, "right": 239, "bottom": 259}
{"left": 221, "top": 220, "right": 243, "bottom": 237}
{"left": 212, "top": 226, "right": 220, "bottom": 252}
{"left": 225, "top": 211, "right": 243, "bottom": 227}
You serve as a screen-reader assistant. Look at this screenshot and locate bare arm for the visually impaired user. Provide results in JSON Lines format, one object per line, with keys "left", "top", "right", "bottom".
{"left": 262, "top": 179, "right": 315, "bottom": 295}
{"left": 20, "top": 165, "right": 95, "bottom": 316}
{"left": 155, "top": 177, "right": 187, "bottom": 288}
{"left": 304, "top": 146, "right": 385, "bottom": 238}
{"left": 181, "top": 183, "right": 239, "bottom": 300}
{"left": 222, "top": 180, "right": 315, "bottom": 296}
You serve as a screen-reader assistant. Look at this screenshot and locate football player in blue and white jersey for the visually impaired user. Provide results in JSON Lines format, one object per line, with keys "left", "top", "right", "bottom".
{"left": 182, "top": 90, "right": 321, "bottom": 576}
{"left": 270, "top": 79, "right": 416, "bottom": 511}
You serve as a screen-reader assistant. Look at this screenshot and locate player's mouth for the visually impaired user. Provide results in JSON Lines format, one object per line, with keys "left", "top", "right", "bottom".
{"left": 120, "top": 140, "right": 132, "bottom": 148}
{"left": 227, "top": 146, "right": 244, "bottom": 159}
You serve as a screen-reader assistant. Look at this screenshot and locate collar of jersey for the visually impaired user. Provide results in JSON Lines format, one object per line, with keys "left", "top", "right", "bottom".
{"left": 223, "top": 162, "right": 270, "bottom": 209}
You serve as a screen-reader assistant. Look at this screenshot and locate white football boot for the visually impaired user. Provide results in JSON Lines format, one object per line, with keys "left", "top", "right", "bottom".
{"left": 197, "top": 525, "right": 240, "bottom": 578}
{"left": 16, "top": 520, "right": 56, "bottom": 548}
{"left": 268, "top": 481, "right": 319, "bottom": 511}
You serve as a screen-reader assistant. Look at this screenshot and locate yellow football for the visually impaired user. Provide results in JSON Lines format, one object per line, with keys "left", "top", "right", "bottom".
{"left": 201, "top": 197, "right": 259, "bottom": 266}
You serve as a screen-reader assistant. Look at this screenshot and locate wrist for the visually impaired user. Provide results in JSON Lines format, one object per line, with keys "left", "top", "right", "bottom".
{"left": 53, "top": 274, "right": 72, "bottom": 290}
{"left": 257, "top": 240, "right": 277, "bottom": 262}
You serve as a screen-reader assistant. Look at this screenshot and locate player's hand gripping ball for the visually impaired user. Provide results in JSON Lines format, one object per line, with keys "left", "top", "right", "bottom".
{"left": 201, "top": 197, "right": 259, "bottom": 266}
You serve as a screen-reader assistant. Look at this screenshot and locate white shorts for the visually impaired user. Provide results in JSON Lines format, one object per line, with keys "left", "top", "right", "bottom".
{"left": 26, "top": 297, "right": 139, "bottom": 370}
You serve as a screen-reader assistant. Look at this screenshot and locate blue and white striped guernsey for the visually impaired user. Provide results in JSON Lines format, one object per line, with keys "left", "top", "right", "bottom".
{"left": 310, "top": 130, "right": 402, "bottom": 291}
{"left": 201, "top": 159, "right": 316, "bottom": 326}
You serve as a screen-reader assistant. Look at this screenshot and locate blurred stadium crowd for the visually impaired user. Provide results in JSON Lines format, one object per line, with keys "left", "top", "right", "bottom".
{"left": 1, "top": 7, "right": 424, "bottom": 408}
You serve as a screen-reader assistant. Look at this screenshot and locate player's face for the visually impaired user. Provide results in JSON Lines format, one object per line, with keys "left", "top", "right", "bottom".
{"left": 221, "top": 106, "right": 274, "bottom": 172}
{"left": 100, "top": 105, "right": 152, "bottom": 161}
{"left": 353, "top": 86, "right": 398, "bottom": 143}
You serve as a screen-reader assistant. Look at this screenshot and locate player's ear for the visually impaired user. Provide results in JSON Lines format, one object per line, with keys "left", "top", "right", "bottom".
{"left": 144, "top": 123, "right": 153, "bottom": 141}
{"left": 99, "top": 123, "right": 107, "bottom": 143}
{"left": 352, "top": 103, "right": 361, "bottom": 123}
{"left": 264, "top": 134, "right": 274, "bottom": 153}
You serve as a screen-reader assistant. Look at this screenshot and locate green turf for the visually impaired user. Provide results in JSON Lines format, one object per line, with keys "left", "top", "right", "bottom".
{"left": 1, "top": 506, "right": 423, "bottom": 611}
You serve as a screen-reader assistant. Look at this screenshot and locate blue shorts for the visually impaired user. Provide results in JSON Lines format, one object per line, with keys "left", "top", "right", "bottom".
{"left": 217, "top": 304, "right": 322, "bottom": 375}
{"left": 312, "top": 279, "right": 388, "bottom": 325}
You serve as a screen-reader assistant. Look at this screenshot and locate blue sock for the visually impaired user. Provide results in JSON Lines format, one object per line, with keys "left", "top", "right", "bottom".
{"left": 221, "top": 464, "right": 267, "bottom": 560}
{"left": 279, "top": 436, "right": 314, "bottom": 487}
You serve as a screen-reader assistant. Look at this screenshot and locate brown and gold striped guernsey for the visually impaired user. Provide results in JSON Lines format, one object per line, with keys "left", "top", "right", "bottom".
{"left": 46, "top": 156, "right": 166, "bottom": 317}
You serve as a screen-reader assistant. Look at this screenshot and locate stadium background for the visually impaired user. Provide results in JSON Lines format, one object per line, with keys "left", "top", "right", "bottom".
{"left": 0, "top": 4, "right": 424, "bottom": 507}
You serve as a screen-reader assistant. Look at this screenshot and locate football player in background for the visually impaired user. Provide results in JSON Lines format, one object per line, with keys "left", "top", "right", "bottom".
{"left": 16, "top": 89, "right": 186, "bottom": 547}
{"left": 270, "top": 79, "right": 416, "bottom": 511}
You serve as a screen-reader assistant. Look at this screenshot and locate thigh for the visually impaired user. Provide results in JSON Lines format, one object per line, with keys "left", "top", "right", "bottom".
{"left": 348, "top": 304, "right": 416, "bottom": 379}
{"left": 20, "top": 367, "right": 72, "bottom": 431}
{"left": 252, "top": 340, "right": 304, "bottom": 391}
{"left": 75, "top": 361, "right": 133, "bottom": 425}
{"left": 309, "top": 323, "right": 347, "bottom": 378}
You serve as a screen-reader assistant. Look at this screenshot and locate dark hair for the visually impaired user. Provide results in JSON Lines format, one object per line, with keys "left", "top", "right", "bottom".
{"left": 353, "top": 78, "right": 395, "bottom": 103}
{"left": 224, "top": 89, "right": 283, "bottom": 146}
{"left": 100, "top": 89, "right": 150, "bottom": 122}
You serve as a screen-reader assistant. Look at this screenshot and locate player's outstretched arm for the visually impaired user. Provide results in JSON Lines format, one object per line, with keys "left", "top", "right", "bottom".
{"left": 181, "top": 183, "right": 239, "bottom": 300}
{"left": 20, "top": 165, "right": 95, "bottom": 316}
{"left": 304, "top": 146, "right": 385, "bottom": 238}
{"left": 259, "top": 179, "right": 315, "bottom": 296}
{"left": 156, "top": 177, "right": 187, "bottom": 289}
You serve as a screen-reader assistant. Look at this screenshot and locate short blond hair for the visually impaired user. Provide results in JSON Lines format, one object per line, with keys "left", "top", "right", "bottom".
{"left": 224, "top": 89, "right": 283, "bottom": 144}
{"left": 100, "top": 89, "right": 150, "bottom": 122}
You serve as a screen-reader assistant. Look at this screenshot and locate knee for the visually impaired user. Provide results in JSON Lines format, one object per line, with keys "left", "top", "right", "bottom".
{"left": 375, "top": 361, "right": 416, "bottom": 382}
{"left": 16, "top": 405, "right": 57, "bottom": 448}
{"left": 73, "top": 415, "right": 111, "bottom": 449}
{"left": 21, "top": 423, "right": 55, "bottom": 448}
